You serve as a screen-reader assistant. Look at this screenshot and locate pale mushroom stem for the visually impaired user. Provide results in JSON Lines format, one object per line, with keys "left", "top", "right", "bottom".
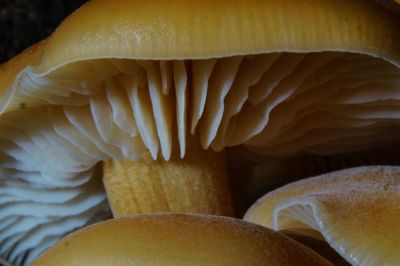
{"left": 103, "top": 144, "right": 234, "bottom": 217}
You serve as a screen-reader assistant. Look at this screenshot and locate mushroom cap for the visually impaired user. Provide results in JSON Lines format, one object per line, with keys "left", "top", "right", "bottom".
{"left": 32, "top": 213, "right": 332, "bottom": 266}
{"left": 2, "top": 0, "right": 400, "bottom": 110}
{"left": 1, "top": 0, "right": 400, "bottom": 158}
{"left": 1, "top": 0, "right": 400, "bottom": 157}
{"left": 34, "top": 0, "right": 400, "bottom": 73}
{"left": 244, "top": 165, "right": 400, "bottom": 265}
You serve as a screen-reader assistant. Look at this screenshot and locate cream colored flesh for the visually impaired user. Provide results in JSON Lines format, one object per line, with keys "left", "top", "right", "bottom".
{"left": 244, "top": 166, "right": 400, "bottom": 265}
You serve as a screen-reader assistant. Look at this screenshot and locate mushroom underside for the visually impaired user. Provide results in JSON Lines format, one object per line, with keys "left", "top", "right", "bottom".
{"left": 2, "top": 51, "right": 400, "bottom": 264}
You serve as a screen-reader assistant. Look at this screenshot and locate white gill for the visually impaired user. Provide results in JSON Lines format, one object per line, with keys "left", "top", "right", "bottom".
{"left": 1, "top": 52, "right": 400, "bottom": 265}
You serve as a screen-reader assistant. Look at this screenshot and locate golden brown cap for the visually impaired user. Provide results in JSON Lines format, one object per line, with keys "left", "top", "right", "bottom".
{"left": 36, "top": 0, "right": 400, "bottom": 73}
{"left": 32, "top": 213, "right": 332, "bottom": 266}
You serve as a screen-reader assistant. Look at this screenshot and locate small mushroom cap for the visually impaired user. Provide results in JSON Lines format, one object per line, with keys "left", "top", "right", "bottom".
{"left": 32, "top": 213, "right": 332, "bottom": 266}
{"left": 244, "top": 165, "right": 400, "bottom": 265}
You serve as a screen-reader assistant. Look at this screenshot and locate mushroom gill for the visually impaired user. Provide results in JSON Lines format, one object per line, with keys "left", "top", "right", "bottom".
{"left": 1, "top": 0, "right": 400, "bottom": 265}
{"left": 2, "top": 51, "right": 400, "bottom": 265}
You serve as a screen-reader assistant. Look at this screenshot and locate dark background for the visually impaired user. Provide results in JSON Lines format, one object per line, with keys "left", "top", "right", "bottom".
{"left": 0, "top": 0, "right": 87, "bottom": 64}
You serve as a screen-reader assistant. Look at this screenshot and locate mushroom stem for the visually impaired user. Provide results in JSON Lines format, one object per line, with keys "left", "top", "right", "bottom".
{"left": 102, "top": 146, "right": 234, "bottom": 217}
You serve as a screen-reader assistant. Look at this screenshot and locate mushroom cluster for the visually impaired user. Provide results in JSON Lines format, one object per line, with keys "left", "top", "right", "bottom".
{"left": 0, "top": 0, "right": 400, "bottom": 265}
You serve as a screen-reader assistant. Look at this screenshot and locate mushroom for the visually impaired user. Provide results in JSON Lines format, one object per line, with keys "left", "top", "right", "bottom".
{"left": 1, "top": 0, "right": 400, "bottom": 264}
{"left": 244, "top": 165, "right": 400, "bottom": 265}
{"left": 31, "top": 213, "right": 332, "bottom": 266}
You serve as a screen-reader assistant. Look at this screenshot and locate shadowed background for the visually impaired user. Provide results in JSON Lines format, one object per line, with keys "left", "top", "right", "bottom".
{"left": 0, "top": 0, "right": 87, "bottom": 63}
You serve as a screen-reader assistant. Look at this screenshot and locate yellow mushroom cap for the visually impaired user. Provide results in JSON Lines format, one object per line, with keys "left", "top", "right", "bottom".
{"left": 36, "top": 0, "right": 400, "bottom": 73}
{"left": 1, "top": 0, "right": 400, "bottom": 156}
{"left": 32, "top": 213, "right": 332, "bottom": 266}
{"left": 244, "top": 166, "right": 400, "bottom": 265}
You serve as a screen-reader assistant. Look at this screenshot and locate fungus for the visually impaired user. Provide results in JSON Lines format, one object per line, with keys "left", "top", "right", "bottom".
{"left": 32, "top": 214, "right": 332, "bottom": 266}
{"left": 1, "top": 0, "right": 400, "bottom": 264}
{"left": 245, "top": 166, "right": 400, "bottom": 265}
